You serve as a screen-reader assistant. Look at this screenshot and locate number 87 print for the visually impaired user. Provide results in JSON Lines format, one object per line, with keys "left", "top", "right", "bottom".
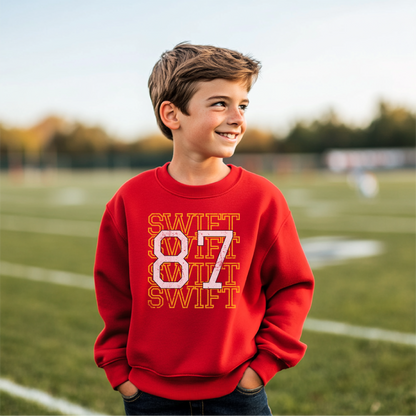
{"left": 153, "top": 230, "right": 234, "bottom": 289}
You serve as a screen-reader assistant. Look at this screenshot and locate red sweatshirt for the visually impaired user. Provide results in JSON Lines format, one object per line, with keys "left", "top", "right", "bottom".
{"left": 94, "top": 163, "right": 314, "bottom": 400}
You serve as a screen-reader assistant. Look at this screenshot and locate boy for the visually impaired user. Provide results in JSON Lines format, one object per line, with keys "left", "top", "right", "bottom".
{"left": 94, "top": 43, "right": 314, "bottom": 415}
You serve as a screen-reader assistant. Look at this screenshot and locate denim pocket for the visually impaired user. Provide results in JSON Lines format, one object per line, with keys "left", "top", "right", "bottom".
{"left": 121, "top": 389, "right": 142, "bottom": 403}
{"left": 236, "top": 384, "right": 264, "bottom": 396}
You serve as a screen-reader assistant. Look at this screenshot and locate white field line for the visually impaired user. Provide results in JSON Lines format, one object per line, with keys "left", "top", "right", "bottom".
{"left": 0, "top": 378, "right": 107, "bottom": 415}
{"left": 297, "top": 215, "right": 415, "bottom": 234}
{"left": 0, "top": 215, "right": 99, "bottom": 238}
{"left": 301, "top": 236, "right": 383, "bottom": 269}
{"left": 1, "top": 214, "right": 415, "bottom": 237}
{"left": 0, "top": 261, "right": 94, "bottom": 289}
{"left": 1, "top": 261, "right": 415, "bottom": 347}
{"left": 304, "top": 318, "right": 416, "bottom": 346}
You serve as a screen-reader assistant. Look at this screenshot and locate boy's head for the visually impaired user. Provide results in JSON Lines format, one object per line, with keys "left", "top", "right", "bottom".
{"left": 148, "top": 42, "right": 261, "bottom": 140}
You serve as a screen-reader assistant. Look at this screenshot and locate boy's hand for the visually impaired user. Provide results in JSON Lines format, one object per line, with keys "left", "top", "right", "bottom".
{"left": 238, "top": 367, "right": 263, "bottom": 389}
{"left": 117, "top": 380, "right": 138, "bottom": 396}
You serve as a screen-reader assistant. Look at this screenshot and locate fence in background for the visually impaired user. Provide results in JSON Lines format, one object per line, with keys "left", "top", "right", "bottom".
{"left": 1, "top": 148, "right": 415, "bottom": 174}
{"left": 325, "top": 148, "right": 416, "bottom": 172}
{"left": 0, "top": 152, "right": 323, "bottom": 174}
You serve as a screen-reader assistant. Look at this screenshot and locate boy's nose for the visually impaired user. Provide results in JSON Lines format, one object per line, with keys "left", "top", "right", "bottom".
{"left": 227, "top": 107, "right": 245, "bottom": 125}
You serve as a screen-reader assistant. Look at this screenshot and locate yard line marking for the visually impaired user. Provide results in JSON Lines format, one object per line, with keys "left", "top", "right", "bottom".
{"left": 0, "top": 261, "right": 94, "bottom": 289}
{"left": 297, "top": 215, "right": 415, "bottom": 234}
{"left": 0, "top": 378, "right": 107, "bottom": 415}
{"left": 1, "top": 194, "right": 106, "bottom": 207}
{"left": 1, "top": 234, "right": 383, "bottom": 292}
{"left": 1, "top": 261, "right": 415, "bottom": 347}
{"left": 2, "top": 214, "right": 414, "bottom": 236}
{"left": 2, "top": 213, "right": 416, "bottom": 240}
{"left": 301, "top": 236, "right": 383, "bottom": 269}
{"left": 0, "top": 215, "right": 99, "bottom": 238}
{"left": 304, "top": 318, "right": 416, "bottom": 346}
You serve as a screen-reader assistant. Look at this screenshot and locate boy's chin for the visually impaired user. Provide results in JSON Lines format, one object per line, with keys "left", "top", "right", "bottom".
{"left": 220, "top": 147, "right": 238, "bottom": 159}
{"left": 207, "top": 144, "right": 238, "bottom": 160}
{"left": 216, "top": 152, "right": 235, "bottom": 160}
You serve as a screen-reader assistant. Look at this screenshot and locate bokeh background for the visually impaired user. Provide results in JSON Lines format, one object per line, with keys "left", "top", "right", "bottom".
{"left": 1, "top": 0, "right": 415, "bottom": 415}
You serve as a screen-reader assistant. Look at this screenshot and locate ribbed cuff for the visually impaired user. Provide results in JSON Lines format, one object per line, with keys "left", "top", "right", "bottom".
{"left": 102, "top": 359, "right": 132, "bottom": 390}
{"left": 249, "top": 350, "right": 287, "bottom": 385}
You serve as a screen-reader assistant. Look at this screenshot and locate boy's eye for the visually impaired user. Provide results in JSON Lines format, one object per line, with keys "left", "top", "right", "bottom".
{"left": 211, "top": 101, "right": 248, "bottom": 111}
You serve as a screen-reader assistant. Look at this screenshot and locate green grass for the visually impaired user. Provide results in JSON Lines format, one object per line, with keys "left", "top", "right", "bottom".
{"left": 1, "top": 169, "right": 415, "bottom": 415}
{"left": 267, "top": 332, "right": 415, "bottom": 415}
{"left": 0, "top": 392, "right": 62, "bottom": 415}
{"left": 1, "top": 276, "right": 123, "bottom": 415}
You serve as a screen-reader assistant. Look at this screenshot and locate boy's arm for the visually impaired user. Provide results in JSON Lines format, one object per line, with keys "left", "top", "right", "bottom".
{"left": 250, "top": 213, "right": 314, "bottom": 385}
{"left": 94, "top": 207, "right": 132, "bottom": 389}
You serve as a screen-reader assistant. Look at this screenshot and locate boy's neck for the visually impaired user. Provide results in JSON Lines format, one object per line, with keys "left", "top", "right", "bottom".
{"left": 168, "top": 156, "right": 231, "bottom": 186}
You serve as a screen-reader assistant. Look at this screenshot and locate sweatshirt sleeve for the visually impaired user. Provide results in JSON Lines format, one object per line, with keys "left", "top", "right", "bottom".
{"left": 250, "top": 213, "right": 314, "bottom": 385}
{"left": 93, "top": 205, "right": 132, "bottom": 389}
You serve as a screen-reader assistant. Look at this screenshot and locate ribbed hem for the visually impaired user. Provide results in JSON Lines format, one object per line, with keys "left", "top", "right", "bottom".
{"left": 102, "top": 359, "right": 132, "bottom": 390}
{"left": 129, "top": 362, "right": 249, "bottom": 400}
{"left": 155, "top": 162, "right": 243, "bottom": 199}
{"left": 249, "top": 350, "right": 288, "bottom": 386}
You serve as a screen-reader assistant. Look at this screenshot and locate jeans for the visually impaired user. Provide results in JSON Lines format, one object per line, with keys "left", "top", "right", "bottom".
{"left": 122, "top": 385, "right": 272, "bottom": 415}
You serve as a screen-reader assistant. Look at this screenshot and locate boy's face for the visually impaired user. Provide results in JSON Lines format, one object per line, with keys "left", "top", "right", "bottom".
{"left": 174, "top": 79, "right": 249, "bottom": 161}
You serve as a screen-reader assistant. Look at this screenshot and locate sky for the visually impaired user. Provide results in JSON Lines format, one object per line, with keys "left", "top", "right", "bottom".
{"left": 1, "top": 0, "right": 415, "bottom": 141}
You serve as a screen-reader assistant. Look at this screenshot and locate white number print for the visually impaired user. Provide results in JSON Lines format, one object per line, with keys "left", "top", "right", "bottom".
{"left": 153, "top": 230, "right": 189, "bottom": 289}
{"left": 197, "top": 230, "right": 233, "bottom": 289}
{"left": 152, "top": 230, "right": 233, "bottom": 289}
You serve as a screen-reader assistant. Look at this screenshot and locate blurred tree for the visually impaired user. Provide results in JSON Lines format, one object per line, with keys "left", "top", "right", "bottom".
{"left": 363, "top": 101, "right": 415, "bottom": 148}
{"left": 0, "top": 124, "right": 12, "bottom": 154}
{"left": 278, "top": 109, "right": 361, "bottom": 153}
{"left": 0, "top": 125, "right": 24, "bottom": 155}
{"left": 129, "top": 133, "right": 173, "bottom": 154}
{"left": 1, "top": 100, "right": 414, "bottom": 161}
{"left": 278, "top": 103, "right": 414, "bottom": 153}
{"left": 48, "top": 124, "right": 112, "bottom": 155}
{"left": 29, "top": 116, "right": 68, "bottom": 151}
{"left": 236, "top": 128, "right": 275, "bottom": 153}
{"left": 1, "top": 116, "right": 70, "bottom": 156}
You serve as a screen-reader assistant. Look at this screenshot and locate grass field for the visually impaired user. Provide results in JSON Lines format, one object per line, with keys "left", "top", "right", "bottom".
{"left": 0, "top": 168, "right": 415, "bottom": 415}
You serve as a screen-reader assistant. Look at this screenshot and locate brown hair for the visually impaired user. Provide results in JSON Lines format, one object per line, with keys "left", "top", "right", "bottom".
{"left": 148, "top": 42, "right": 261, "bottom": 140}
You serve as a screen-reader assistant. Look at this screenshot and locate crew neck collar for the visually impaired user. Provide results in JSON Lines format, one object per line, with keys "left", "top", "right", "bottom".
{"left": 155, "top": 162, "right": 243, "bottom": 199}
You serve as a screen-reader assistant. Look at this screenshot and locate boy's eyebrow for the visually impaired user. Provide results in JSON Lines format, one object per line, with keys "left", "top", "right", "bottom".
{"left": 206, "top": 95, "right": 249, "bottom": 103}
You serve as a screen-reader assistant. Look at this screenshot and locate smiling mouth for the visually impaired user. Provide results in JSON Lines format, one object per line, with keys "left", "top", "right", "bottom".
{"left": 216, "top": 132, "right": 239, "bottom": 140}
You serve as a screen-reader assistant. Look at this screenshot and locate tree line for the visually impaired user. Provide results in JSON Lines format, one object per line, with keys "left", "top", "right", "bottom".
{"left": 1, "top": 101, "right": 414, "bottom": 161}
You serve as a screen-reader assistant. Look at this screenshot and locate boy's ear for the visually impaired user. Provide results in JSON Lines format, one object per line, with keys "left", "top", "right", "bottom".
{"left": 159, "top": 101, "right": 181, "bottom": 131}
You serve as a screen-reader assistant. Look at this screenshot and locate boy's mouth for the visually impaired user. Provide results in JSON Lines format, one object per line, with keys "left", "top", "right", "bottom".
{"left": 216, "top": 132, "right": 239, "bottom": 140}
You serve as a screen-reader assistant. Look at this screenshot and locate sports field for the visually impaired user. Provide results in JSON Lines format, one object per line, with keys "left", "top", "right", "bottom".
{"left": 0, "top": 168, "right": 415, "bottom": 415}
